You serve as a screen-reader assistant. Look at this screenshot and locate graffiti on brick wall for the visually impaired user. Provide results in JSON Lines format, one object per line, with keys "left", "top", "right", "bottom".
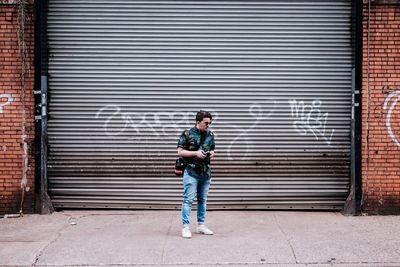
{"left": 288, "top": 99, "right": 334, "bottom": 146}
{"left": 0, "top": 94, "right": 13, "bottom": 113}
{"left": 383, "top": 90, "right": 400, "bottom": 147}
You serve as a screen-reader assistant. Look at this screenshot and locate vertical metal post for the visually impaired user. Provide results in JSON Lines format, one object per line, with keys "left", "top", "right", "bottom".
{"left": 342, "top": 0, "right": 363, "bottom": 215}
{"left": 34, "top": 0, "right": 53, "bottom": 214}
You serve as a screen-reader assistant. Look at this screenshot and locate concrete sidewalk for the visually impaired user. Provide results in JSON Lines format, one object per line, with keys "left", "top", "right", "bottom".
{"left": 0, "top": 210, "right": 399, "bottom": 267}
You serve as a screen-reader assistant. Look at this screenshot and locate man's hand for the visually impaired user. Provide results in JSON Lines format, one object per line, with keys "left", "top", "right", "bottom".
{"left": 178, "top": 148, "right": 206, "bottom": 159}
{"left": 209, "top": 151, "right": 215, "bottom": 158}
{"left": 195, "top": 150, "right": 206, "bottom": 159}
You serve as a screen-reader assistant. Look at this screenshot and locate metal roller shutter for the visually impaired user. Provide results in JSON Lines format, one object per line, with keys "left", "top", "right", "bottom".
{"left": 47, "top": 0, "right": 352, "bottom": 210}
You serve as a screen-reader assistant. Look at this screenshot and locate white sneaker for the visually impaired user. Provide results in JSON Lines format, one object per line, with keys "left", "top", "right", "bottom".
{"left": 182, "top": 227, "right": 192, "bottom": 238}
{"left": 197, "top": 224, "right": 214, "bottom": 235}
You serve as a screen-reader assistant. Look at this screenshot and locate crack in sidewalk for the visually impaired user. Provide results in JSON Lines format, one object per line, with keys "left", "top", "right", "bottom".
{"left": 160, "top": 214, "right": 175, "bottom": 264}
{"left": 32, "top": 214, "right": 79, "bottom": 266}
{"left": 273, "top": 214, "right": 298, "bottom": 264}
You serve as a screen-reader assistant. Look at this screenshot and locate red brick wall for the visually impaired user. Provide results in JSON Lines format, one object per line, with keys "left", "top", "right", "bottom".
{"left": 362, "top": 3, "right": 400, "bottom": 214}
{"left": 0, "top": 3, "right": 35, "bottom": 215}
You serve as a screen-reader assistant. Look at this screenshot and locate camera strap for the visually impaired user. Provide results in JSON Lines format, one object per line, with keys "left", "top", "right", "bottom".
{"left": 199, "top": 132, "right": 207, "bottom": 151}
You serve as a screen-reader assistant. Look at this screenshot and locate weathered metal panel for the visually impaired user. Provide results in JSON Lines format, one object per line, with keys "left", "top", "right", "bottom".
{"left": 47, "top": 0, "right": 352, "bottom": 210}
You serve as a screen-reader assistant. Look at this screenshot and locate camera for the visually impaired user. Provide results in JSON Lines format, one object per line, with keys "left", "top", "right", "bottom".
{"left": 204, "top": 151, "right": 212, "bottom": 164}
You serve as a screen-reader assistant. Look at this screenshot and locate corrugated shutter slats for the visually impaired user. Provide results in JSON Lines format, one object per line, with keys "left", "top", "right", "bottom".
{"left": 47, "top": 0, "right": 352, "bottom": 210}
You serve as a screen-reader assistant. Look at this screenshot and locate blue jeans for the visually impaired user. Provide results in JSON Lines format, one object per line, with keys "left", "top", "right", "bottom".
{"left": 182, "top": 169, "right": 211, "bottom": 226}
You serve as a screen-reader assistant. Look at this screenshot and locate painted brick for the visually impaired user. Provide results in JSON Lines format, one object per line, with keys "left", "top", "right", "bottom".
{"left": 0, "top": 3, "right": 35, "bottom": 216}
{"left": 362, "top": 3, "right": 400, "bottom": 214}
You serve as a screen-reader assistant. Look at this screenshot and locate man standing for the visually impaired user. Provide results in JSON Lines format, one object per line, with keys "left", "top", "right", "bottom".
{"left": 177, "top": 110, "right": 215, "bottom": 238}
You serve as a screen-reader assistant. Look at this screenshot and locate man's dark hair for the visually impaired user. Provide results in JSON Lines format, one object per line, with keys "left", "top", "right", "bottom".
{"left": 196, "top": 110, "right": 212, "bottom": 123}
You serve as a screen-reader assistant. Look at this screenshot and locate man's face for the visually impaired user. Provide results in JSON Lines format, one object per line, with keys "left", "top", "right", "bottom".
{"left": 196, "top": 117, "right": 212, "bottom": 132}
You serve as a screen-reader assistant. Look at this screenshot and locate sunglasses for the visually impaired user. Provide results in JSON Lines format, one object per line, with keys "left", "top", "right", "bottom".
{"left": 204, "top": 121, "right": 212, "bottom": 126}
